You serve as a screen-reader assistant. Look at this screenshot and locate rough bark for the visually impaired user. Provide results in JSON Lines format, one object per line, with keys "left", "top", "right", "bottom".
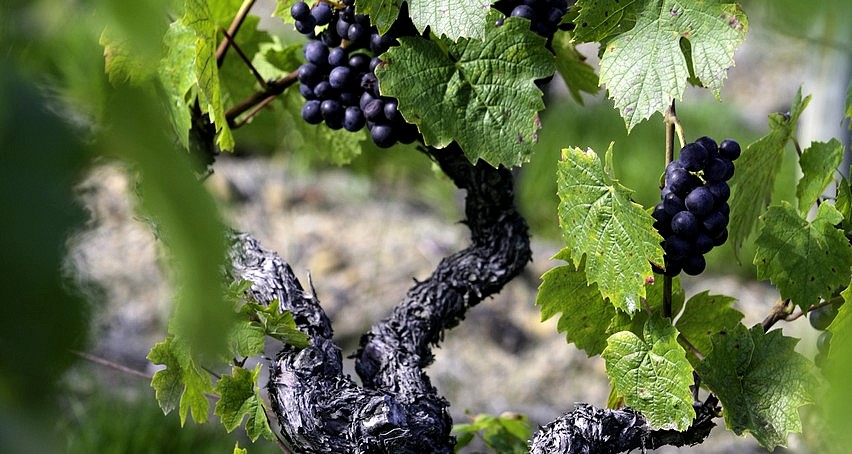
{"left": 227, "top": 143, "right": 718, "bottom": 453}
{"left": 228, "top": 143, "right": 532, "bottom": 453}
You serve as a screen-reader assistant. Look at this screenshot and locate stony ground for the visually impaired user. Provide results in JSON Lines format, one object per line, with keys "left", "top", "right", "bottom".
{"left": 68, "top": 156, "right": 812, "bottom": 453}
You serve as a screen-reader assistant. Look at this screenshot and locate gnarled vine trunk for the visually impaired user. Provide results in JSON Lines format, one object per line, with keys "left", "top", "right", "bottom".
{"left": 228, "top": 143, "right": 718, "bottom": 453}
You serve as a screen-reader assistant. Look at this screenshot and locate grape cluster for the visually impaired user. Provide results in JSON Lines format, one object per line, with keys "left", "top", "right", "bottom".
{"left": 492, "top": 0, "right": 570, "bottom": 46}
{"left": 291, "top": 0, "right": 420, "bottom": 147}
{"left": 652, "top": 137, "right": 741, "bottom": 276}
{"left": 810, "top": 302, "right": 839, "bottom": 368}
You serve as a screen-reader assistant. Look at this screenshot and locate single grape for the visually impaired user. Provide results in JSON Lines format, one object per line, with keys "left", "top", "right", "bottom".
{"left": 290, "top": 1, "right": 311, "bottom": 21}
{"left": 682, "top": 254, "right": 706, "bottom": 276}
{"left": 685, "top": 186, "right": 715, "bottom": 216}
{"left": 711, "top": 229, "right": 728, "bottom": 247}
{"left": 706, "top": 181, "right": 730, "bottom": 204}
{"left": 817, "top": 331, "right": 832, "bottom": 354}
{"left": 297, "top": 63, "right": 322, "bottom": 86}
{"left": 370, "top": 33, "right": 396, "bottom": 54}
{"left": 329, "top": 66, "right": 353, "bottom": 89}
{"left": 348, "top": 23, "right": 368, "bottom": 42}
{"left": 311, "top": 2, "right": 333, "bottom": 25}
{"left": 718, "top": 202, "right": 730, "bottom": 217}
{"left": 371, "top": 124, "right": 397, "bottom": 148}
{"left": 694, "top": 233, "right": 714, "bottom": 254}
{"left": 313, "top": 81, "right": 337, "bottom": 100}
{"left": 320, "top": 99, "right": 344, "bottom": 123}
{"left": 294, "top": 17, "right": 316, "bottom": 35}
{"left": 363, "top": 99, "right": 385, "bottom": 122}
{"left": 299, "top": 83, "right": 316, "bottom": 100}
{"left": 663, "top": 192, "right": 686, "bottom": 216}
{"left": 369, "top": 57, "right": 382, "bottom": 72}
{"left": 321, "top": 29, "right": 342, "bottom": 47}
{"left": 510, "top": 5, "right": 536, "bottom": 20}
{"left": 384, "top": 99, "right": 401, "bottom": 122}
{"left": 695, "top": 136, "right": 718, "bottom": 158}
{"left": 304, "top": 41, "right": 329, "bottom": 66}
{"left": 664, "top": 236, "right": 691, "bottom": 260}
{"left": 702, "top": 211, "right": 728, "bottom": 236}
{"left": 339, "top": 91, "right": 358, "bottom": 107}
{"left": 336, "top": 19, "right": 352, "bottom": 38}
{"left": 328, "top": 47, "right": 348, "bottom": 67}
{"left": 665, "top": 159, "right": 686, "bottom": 178}
{"left": 809, "top": 303, "right": 838, "bottom": 330}
{"left": 667, "top": 168, "right": 694, "bottom": 196}
{"left": 349, "top": 54, "right": 370, "bottom": 73}
{"left": 679, "top": 142, "right": 709, "bottom": 172}
{"left": 719, "top": 139, "right": 741, "bottom": 160}
{"left": 544, "top": 6, "right": 564, "bottom": 25}
{"left": 343, "top": 106, "right": 366, "bottom": 132}
{"left": 671, "top": 211, "right": 699, "bottom": 238}
{"left": 360, "top": 91, "right": 376, "bottom": 111}
{"left": 301, "top": 100, "right": 323, "bottom": 124}
{"left": 703, "top": 157, "right": 729, "bottom": 182}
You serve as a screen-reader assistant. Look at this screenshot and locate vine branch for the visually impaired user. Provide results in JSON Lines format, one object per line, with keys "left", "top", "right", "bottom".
{"left": 216, "top": 0, "right": 257, "bottom": 67}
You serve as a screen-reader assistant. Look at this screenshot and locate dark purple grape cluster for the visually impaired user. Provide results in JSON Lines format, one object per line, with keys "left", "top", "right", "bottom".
{"left": 492, "top": 0, "right": 570, "bottom": 46}
{"left": 652, "top": 137, "right": 741, "bottom": 276}
{"left": 291, "top": 0, "right": 420, "bottom": 148}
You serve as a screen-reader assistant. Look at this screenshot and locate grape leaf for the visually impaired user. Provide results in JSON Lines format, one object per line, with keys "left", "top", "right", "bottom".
{"left": 536, "top": 252, "right": 613, "bottom": 356}
{"left": 598, "top": 0, "right": 748, "bottom": 131}
{"left": 100, "top": 27, "right": 159, "bottom": 85}
{"left": 572, "top": 0, "right": 643, "bottom": 44}
{"left": 408, "top": 0, "right": 491, "bottom": 40}
{"left": 241, "top": 299, "right": 310, "bottom": 348}
{"left": 160, "top": 21, "right": 197, "bottom": 149}
{"left": 214, "top": 364, "right": 274, "bottom": 441}
{"left": 452, "top": 412, "right": 532, "bottom": 453}
{"left": 553, "top": 31, "right": 600, "bottom": 104}
{"left": 846, "top": 79, "right": 852, "bottom": 127}
{"left": 602, "top": 314, "right": 696, "bottom": 430}
{"left": 354, "top": 0, "right": 403, "bottom": 35}
{"left": 828, "top": 282, "right": 852, "bottom": 358}
{"left": 729, "top": 88, "right": 810, "bottom": 259}
{"left": 183, "top": 0, "right": 235, "bottom": 151}
{"left": 796, "top": 139, "right": 844, "bottom": 213}
{"left": 837, "top": 175, "right": 852, "bottom": 232}
{"left": 693, "top": 324, "right": 818, "bottom": 450}
{"left": 753, "top": 202, "right": 852, "bottom": 310}
{"left": 376, "top": 14, "right": 554, "bottom": 167}
{"left": 228, "top": 321, "right": 266, "bottom": 358}
{"left": 556, "top": 145, "right": 664, "bottom": 313}
{"left": 233, "top": 443, "right": 247, "bottom": 454}
{"left": 147, "top": 336, "right": 213, "bottom": 426}
{"left": 675, "top": 291, "right": 742, "bottom": 357}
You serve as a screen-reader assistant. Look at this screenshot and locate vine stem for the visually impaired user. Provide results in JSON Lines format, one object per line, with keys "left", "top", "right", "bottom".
{"left": 225, "top": 72, "right": 298, "bottom": 128}
{"left": 216, "top": 0, "right": 257, "bottom": 67}
{"left": 69, "top": 349, "right": 152, "bottom": 380}
{"left": 662, "top": 100, "right": 681, "bottom": 319}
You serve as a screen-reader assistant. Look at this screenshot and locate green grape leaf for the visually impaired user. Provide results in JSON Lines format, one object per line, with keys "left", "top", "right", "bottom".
{"left": 602, "top": 314, "right": 696, "bottom": 430}
{"left": 355, "top": 0, "right": 403, "bottom": 35}
{"left": 228, "top": 321, "right": 266, "bottom": 358}
{"left": 797, "top": 139, "right": 844, "bottom": 213}
{"left": 376, "top": 14, "right": 554, "bottom": 167}
{"left": 160, "top": 21, "right": 197, "bottom": 149}
{"left": 147, "top": 336, "right": 213, "bottom": 426}
{"left": 693, "top": 324, "right": 819, "bottom": 450}
{"left": 828, "top": 283, "right": 852, "bottom": 358}
{"left": 241, "top": 300, "right": 310, "bottom": 348}
{"left": 729, "top": 88, "right": 811, "bottom": 258}
{"left": 846, "top": 79, "right": 852, "bottom": 127}
{"left": 536, "top": 252, "right": 613, "bottom": 356}
{"left": 214, "top": 365, "right": 274, "bottom": 441}
{"left": 233, "top": 442, "right": 247, "bottom": 454}
{"left": 837, "top": 175, "right": 852, "bottom": 232}
{"left": 452, "top": 412, "right": 532, "bottom": 454}
{"left": 407, "top": 0, "right": 491, "bottom": 40}
{"left": 675, "top": 291, "right": 743, "bottom": 357}
{"left": 100, "top": 27, "right": 159, "bottom": 85}
{"left": 598, "top": 0, "right": 748, "bottom": 131}
{"left": 556, "top": 145, "right": 664, "bottom": 313}
{"left": 553, "top": 31, "right": 600, "bottom": 104}
{"left": 754, "top": 202, "right": 852, "bottom": 310}
{"left": 572, "top": 0, "right": 643, "bottom": 44}
{"left": 183, "top": 0, "right": 234, "bottom": 151}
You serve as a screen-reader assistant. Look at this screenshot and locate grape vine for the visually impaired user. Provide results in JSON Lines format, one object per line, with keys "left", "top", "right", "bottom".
{"left": 18, "top": 0, "right": 848, "bottom": 453}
